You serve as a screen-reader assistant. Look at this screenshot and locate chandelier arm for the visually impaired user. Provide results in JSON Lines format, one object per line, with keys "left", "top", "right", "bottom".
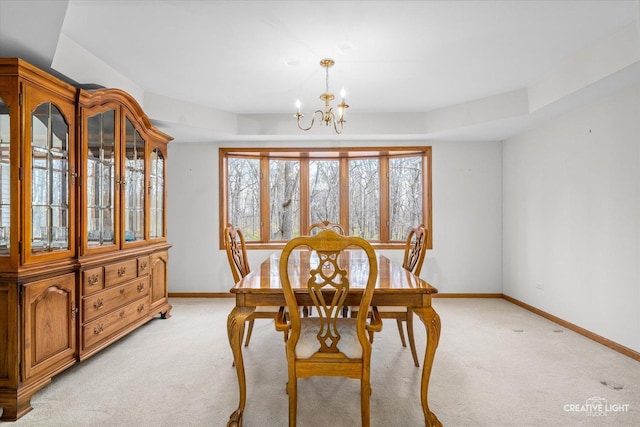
{"left": 332, "top": 114, "right": 344, "bottom": 134}
{"left": 296, "top": 110, "right": 324, "bottom": 131}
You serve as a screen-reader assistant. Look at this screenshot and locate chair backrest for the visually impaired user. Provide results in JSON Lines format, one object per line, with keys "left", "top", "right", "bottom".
{"left": 402, "top": 225, "right": 428, "bottom": 276}
{"left": 224, "top": 223, "right": 250, "bottom": 283}
{"left": 308, "top": 220, "right": 346, "bottom": 236}
{"left": 279, "top": 229, "right": 378, "bottom": 359}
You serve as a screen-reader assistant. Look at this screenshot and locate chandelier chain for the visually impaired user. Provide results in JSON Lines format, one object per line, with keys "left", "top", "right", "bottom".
{"left": 325, "top": 64, "right": 330, "bottom": 94}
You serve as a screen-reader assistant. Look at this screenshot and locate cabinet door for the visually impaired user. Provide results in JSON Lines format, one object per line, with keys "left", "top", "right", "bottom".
{"left": 149, "top": 251, "right": 168, "bottom": 311}
{"left": 22, "top": 273, "right": 76, "bottom": 380}
{"left": 22, "top": 85, "right": 76, "bottom": 264}
{"left": 82, "top": 105, "right": 118, "bottom": 254}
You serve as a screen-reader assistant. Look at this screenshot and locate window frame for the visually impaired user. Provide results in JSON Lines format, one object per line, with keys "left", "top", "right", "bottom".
{"left": 219, "top": 146, "right": 432, "bottom": 250}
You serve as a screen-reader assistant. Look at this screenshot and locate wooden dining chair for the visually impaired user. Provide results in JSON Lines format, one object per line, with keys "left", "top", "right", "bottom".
{"left": 306, "top": 220, "right": 347, "bottom": 316}
{"left": 274, "top": 230, "right": 382, "bottom": 427}
{"left": 308, "top": 220, "right": 346, "bottom": 236}
{"left": 224, "top": 223, "right": 280, "bottom": 347}
{"left": 352, "top": 224, "right": 428, "bottom": 367}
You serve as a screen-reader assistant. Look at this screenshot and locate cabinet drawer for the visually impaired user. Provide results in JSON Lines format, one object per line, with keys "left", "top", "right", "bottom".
{"left": 104, "top": 259, "right": 138, "bottom": 286}
{"left": 137, "top": 256, "right": 150, "bottom": 276}
{"left": 82, "top": 267, "right": 104, "bottom": 295}
{"left": 82, "top": 277, "right": 149, "bottom": 323}
{"left": 83, "top": 298, "right": 148, "bottom": 349}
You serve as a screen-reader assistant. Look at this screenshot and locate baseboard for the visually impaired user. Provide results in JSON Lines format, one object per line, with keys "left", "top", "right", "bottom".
{"left": 502, "top": 294, "right": 640, "bottom": 362}
{"left": 433, "top": 293, "right": 502, "bottom": 298}
{"left": 167, "top": 291, "right": 640, "bottom": 362}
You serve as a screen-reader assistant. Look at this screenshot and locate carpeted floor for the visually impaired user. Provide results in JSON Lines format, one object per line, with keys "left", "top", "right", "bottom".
{"left": 7, "top": 298, "right": 640, "bottom": 426}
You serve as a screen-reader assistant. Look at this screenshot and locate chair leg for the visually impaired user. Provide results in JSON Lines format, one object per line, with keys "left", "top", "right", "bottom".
{"left": 244, "top": 319, "right": 255, "bottom": 347}
{"left": 361, "top": 378, "right": 371, "bottom": 427}
{"left": 288, "top": 378, "right": 297, "bottom": 427}
{"left": 395, "top": 318, "right": 407, "bottom": 347}
{"left": 406, "top": 309, "right": 420, "bottom": 367}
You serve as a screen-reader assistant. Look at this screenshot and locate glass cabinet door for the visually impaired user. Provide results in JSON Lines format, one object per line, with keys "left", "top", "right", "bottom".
{"left": 149, "top": 148, "right": 164, "bottom": 239}
{"left": 31, "top": 103, "right": 70, "bottom": 253}
{"left": 86, "top": 110, "right": 116, "bottom": 248}
{"left": 0, "top": 97, "right": 9, "bottom": 256}
{"left": 124, "top": 118, "right": 145, "bottom": 243}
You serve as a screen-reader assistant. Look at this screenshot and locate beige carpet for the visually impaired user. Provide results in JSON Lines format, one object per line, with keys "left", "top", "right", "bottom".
{"left": 8, "top": 298, "right": 640, "bottom": 426}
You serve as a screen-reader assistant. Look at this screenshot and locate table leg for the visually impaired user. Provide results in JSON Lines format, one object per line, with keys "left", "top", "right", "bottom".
{"left": 413, "top": 305, "right": 442, "bottom": 427}
{"left": 227, "top": 306, "right": 255, "bottom": 427}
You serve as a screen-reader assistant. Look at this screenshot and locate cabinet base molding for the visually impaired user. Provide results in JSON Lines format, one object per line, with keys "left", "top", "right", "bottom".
{"left": 0, "top": 369, "right": 56, "bottom": 421}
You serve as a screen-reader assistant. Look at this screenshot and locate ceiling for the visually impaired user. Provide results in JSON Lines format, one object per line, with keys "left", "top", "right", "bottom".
{"left": 1, "top": 0, "right": 639, "bottom": 142}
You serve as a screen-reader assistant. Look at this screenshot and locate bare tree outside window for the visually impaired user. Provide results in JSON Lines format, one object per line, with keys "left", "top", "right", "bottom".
{"left": 227, "top": 157, "right": 260, "bottom": 240}
{"left": 220, "top": 147, "right": 431, "bottom": 248}
{"left": 270, "top": 159, "right": 300, "bottom": 240}
{"left": 389, "top": 156, "right": 423, "bottom": 240}
{"left": 349, "top": 158, "right": 379, "bottom": 239}
{"left": 309, "top": 160, "right": 339, "bottom": 225}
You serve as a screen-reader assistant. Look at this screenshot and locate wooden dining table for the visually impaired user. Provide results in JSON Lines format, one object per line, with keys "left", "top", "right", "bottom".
{"left": 226, "top": 249, "right": 442, "bottom": 426}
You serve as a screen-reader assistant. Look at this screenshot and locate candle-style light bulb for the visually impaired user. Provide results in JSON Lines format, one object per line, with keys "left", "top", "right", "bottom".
{"left": 295, "top": 99, "right": 301, "bottom": 113}
{"left": 340, "top": 88, "right": 346, "bottom": 102}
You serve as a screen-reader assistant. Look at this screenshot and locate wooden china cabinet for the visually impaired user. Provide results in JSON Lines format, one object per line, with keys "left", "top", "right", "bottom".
{"left": 0, "top": 58, "right": 172, "bottom": 421}
{"left": 76, "top": 88, "right": 172, "bottom": 360}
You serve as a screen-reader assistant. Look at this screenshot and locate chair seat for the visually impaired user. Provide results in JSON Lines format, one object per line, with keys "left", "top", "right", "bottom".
{"left": 296, "top": 318, "right": 362, "bottom": 359}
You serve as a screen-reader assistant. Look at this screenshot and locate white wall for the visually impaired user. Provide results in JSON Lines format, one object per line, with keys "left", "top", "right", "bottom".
{"left": 427, "top": 141, "right": 503, "bottom": 293}
{"left": 503, "top": 84, "right": 640, "bottom": 352}
{"left": 167, "top": 140, "right": 503, "bottom": 295}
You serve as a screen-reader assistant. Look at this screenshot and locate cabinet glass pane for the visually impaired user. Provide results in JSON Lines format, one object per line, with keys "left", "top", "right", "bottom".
{"left": 124, "top": 118, "right": 144, "bottom": 242}
{"left": 149, "top": 148, "right": 164, "bottom": 238}
{"left": 31, "top": 103, "right": 70, "bottom": 253}
{"left": 86, "top": 110, "right": 115, "bottom": 247}
{"left": 0, "top": 98, "right": 10, "bottom": 254}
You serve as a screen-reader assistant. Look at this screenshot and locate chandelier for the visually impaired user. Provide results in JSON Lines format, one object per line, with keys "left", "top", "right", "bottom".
{"left": 295, "top": 58, "right": 349, "bottom": 134}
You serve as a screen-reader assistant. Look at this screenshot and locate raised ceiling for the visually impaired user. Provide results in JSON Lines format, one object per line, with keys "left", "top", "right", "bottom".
{"left": 1, "top": 0, "right": 639, "bottom": 142}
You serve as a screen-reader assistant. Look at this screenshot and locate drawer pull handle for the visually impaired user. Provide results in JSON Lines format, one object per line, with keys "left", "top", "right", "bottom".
{"left": 119, "top": 311, "right": 125, "bottom": 318}
{"left": 93, "top": 298, "right": 104, "bottom": 309}
{"left": 120, "top": 288, "right": 125, "bottom": 295}
{"left": 88, "top": 274, "right": 99, "bottom": 286}
{"left": 137, "top": 283, "right": 145, "bottom": 292}
{"left": 93, "top": 324, "right": 104, "bottom": 335}
{"left": 140, "top": 261, "right": 148, "bottom": 271}
{"left": 137, "top": 304, "right": 145, "bottom": 313}
{"left": 117, "top": 266, "right": 127, "bottom": 277}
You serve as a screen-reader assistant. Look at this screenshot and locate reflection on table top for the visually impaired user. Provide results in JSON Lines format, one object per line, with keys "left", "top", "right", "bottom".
{"left": 230, "top": 249, "right": 438, "bottom": 295}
